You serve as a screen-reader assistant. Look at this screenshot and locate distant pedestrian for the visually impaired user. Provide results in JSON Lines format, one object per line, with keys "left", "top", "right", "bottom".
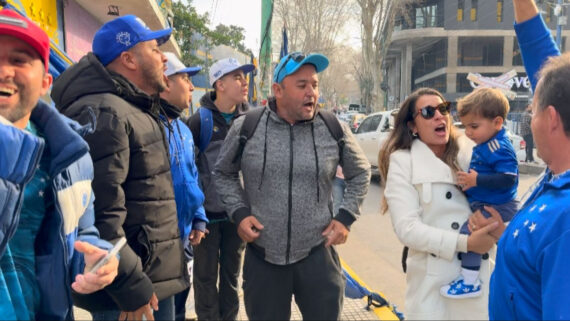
{"left": 520, "top": 105, "right": 535, "bottom": 162}
{"left": 213, "top": 52, "right": 371, "bottom": 320}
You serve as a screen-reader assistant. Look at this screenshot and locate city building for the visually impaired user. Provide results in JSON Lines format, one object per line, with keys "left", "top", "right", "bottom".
{"left": 384, "top": 0, "right": 570, "bottom": 111}
{"left": 7, "top": 0, "right": 180, "bottom": 62}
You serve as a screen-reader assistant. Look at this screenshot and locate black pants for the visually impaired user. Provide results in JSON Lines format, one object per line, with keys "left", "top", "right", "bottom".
{"left": 192, "top": 220, "right": 245, "bottom": 320}
{"left": 243, "top": 243, "right": 345, "bottom": 321}
{"left": 524, "top": 133, "right": 534, "bottom": 162}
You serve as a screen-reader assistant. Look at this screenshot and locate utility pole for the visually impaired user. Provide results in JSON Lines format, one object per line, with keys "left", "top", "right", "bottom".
{"left": 555, "top": 0, "right": 565, "bottom": 50}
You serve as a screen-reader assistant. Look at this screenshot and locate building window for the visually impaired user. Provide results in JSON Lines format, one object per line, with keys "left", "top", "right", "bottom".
{"left": 412, "top": 39, "right": 448, "bottom": 78}
{"left": 415, "top": 2, "right": 440, "bottom": 28}
{"left": 497, "top": 0, "right": 504, "bottom": 22}
{"left": 458, "top": 0, "right": 464, "bottom": 21}
{"left": 471, "top": 0, "right": 478, "bottom": 21}
{"left": 458, "top": 37, "right": 504, "bottom": 66}
{"left": 537, "top": 0, "right": 553, "bottom": 23}
{"left": 513, "top": 39, "right": 523, "bottom": 66}
{"left": 414, "top": 74, "right": 447, "bottom": 93}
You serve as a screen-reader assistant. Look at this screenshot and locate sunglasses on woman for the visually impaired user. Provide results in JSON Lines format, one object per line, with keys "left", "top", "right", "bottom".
{"left": 413, "top": 101, "right": 451, "bottom": 120}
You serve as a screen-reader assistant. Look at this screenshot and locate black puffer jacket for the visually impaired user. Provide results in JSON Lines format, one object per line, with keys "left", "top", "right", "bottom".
{"left": 51, "top": 53, "right": 186, "bottom": 311}
{"left": 185, "top": 92, "right": 249, "bottom": 221}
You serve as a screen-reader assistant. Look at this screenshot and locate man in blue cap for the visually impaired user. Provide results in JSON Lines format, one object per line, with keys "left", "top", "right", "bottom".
{"left": 213, "top": 52, "right": 371, "bottom": 319}
{"left": 51, "top": 15, "right": 186, "bottom": 321}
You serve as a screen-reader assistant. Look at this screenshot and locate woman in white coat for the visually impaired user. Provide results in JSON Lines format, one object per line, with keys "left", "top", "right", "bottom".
{"left": 379, "top": 88, "right": 501, "bottom": 320}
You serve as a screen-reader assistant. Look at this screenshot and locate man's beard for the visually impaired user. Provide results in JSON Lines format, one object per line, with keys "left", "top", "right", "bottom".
{"left": 141, "top": 64, "right": 167, "bottom": 94}
{"left": 0, "top": 103, "right": 30, "bottom": 123}
{"left": 0, "top": 83, "right": 34, "bottom": 123}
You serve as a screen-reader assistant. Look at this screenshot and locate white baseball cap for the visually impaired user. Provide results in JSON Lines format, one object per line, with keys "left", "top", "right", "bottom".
{"left": 164, "top": 52, "right": 201, "bottom": 77}
{"left": 209, "top": 57, "right": 255, "bottom": 86}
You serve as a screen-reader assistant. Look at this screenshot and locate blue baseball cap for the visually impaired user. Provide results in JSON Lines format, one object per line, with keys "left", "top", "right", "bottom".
{"left": 93, "top": 15, "right": 172, "bottom": 66}
{"left": 273, "top": 52, "right": 329, "bottom": 84}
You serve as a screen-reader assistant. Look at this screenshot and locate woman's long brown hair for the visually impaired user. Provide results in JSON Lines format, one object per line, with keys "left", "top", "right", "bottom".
{"left": 378, "top": 88, "right": 461, "bottom": 214}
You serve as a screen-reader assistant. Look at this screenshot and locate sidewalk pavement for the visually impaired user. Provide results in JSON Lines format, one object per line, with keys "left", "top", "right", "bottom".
{"left": 74, "top": 274, "right": 381, "bottom": 321}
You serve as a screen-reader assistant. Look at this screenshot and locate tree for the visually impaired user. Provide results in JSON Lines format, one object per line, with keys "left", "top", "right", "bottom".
{"left": 274, "top": 0, "right": 353, "bottom": 106}
{"left": 211, "top": 24, "right": 252, "bottom": 55}
{"left": 171, "top": 1, "right": 211, "bottom": 66}
{"left": 356, "top": 0, "right": 416, "bottom": 112}
{"left": 171, "top": 1, "right": 251, "bottom": 68}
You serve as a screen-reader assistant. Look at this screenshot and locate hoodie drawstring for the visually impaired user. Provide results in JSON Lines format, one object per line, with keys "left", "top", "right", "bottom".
{"left": 311, "top": 123, "right": 321, "bottom": 202}
{"left": 258, "top": 112, "right": 270, "bottom": 190}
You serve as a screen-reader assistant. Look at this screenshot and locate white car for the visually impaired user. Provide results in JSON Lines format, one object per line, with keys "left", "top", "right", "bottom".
{"left": 453, "top": 122, "right": 526, "bottom": 162}
{"left": 353, "top": 110, "right": 396, "bottom": 177}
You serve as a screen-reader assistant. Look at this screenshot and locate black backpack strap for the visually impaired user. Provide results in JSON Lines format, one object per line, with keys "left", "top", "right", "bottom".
{"left": 402, "top": 246, "right": 408, "bottom": 273}
{"left": 318, "top": 110, "right": 345, "bottom": 157}
{"left": 232, "top": 107, "right": 266, "bottom": 163}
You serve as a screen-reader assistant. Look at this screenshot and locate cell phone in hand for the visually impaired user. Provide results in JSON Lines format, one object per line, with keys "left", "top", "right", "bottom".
{"left": 89, "top": 237, "right": 126, "bottom": 273}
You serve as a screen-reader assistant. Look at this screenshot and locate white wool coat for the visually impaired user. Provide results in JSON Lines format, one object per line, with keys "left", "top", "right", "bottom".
{"left": 384, "top": 137, "right": 491, "bottom": 320}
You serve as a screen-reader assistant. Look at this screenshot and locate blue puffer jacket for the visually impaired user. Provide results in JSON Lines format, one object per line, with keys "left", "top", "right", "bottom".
{"left": 162, "top": 113, "right": 208, "bottom": 242}
{"left": 0, "top": 101, "right": 112, "bottom": 320}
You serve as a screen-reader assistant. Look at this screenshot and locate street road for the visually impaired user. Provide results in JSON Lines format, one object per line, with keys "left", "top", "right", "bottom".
{"left": 337, "top": 173, "right": 543, "bottom": 313}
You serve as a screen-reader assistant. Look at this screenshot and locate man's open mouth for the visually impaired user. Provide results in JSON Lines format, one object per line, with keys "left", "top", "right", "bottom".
{"left": 0, "top": 87, "right": 15, "bottom": 97}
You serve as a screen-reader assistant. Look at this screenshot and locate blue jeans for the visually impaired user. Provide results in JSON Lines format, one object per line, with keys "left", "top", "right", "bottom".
{"left": 332, "top": 177, "right": 346, "bottom": 215}
{"left": 91, "top": 295, "right": 175, "bottom": 321}
{"left": 460, "top": 200, "right": 518, "bottom": 270}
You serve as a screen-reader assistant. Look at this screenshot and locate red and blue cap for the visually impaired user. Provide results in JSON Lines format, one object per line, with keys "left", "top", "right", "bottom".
{"left": 0, "top": 9, "right": 50, "bottom": 72}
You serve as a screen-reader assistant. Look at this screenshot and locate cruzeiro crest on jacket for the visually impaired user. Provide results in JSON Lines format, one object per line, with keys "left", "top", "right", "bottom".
{"left": 487, "top": 138, "right": 501, "bottom": 153}
{"left": 56, "top": 180, "right": 93, "bottom": 235}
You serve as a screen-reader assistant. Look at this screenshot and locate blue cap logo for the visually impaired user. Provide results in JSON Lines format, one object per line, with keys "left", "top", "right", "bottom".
{"left": 116, "top": 32, "right": 131, "bottom": 46}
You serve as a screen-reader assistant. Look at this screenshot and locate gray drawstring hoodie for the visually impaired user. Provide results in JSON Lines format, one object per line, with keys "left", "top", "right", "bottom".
{"left": 213, "top": 99, "right": 371, "bottom": 265}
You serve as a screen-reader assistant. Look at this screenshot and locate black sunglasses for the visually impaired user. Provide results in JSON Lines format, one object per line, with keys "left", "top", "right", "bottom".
{"left": 275, "top": 52, "right": 306, "bottom": 82}
{"left": 413, "top": 101, "right": 451, "bottom": 119}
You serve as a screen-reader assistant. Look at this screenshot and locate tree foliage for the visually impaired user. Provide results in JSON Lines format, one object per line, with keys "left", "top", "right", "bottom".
{"left": 211, "top": 24, "right": 250, "bottom": 54}
{"left": 171, "top": 1, "right": 251, "bottom": 69}
{"left": 274, "top": 0, "right": 352, "bottom": 108}
{"left": 355, "top": 0, "right": 416, "bottom": 112}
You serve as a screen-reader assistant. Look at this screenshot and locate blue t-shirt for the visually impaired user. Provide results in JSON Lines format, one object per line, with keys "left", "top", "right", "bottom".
{"left": 490, "top": 169, "right": 570, "bottom": 320}
{"left": 466, "top": 128, "right": 518, "bottom": 204}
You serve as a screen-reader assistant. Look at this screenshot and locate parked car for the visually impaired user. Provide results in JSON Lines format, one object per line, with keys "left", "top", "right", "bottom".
{"left": 349, "top": 113, "right": 367, "bottom": 133}
{"left": 353, "top": 110, "right": 396, "bottom": 177}
{"left": 453, "top": 122, "right": 526, "bottom": 161}
{"left": 338, "top": 111, "right": 358, "bottom": 124}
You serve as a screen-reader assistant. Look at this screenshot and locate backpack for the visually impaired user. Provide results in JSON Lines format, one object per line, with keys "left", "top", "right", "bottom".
{"left": 197, "top": 106, "right": 345, "bottom": 163}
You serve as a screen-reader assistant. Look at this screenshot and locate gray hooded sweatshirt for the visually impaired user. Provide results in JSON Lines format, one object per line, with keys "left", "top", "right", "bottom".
{"left": 213, "top": 100, "right": 370, "bottom": 265}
